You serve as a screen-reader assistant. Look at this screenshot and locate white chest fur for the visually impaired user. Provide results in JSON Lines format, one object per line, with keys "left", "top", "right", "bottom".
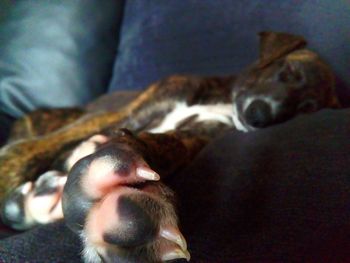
{"left": 148, "top": 102, "right": 234, "bottom": 133}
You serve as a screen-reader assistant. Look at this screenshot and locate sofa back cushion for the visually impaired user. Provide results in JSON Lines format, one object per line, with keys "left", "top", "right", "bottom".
{"left": 109, "top": 0, "right": 350, "bottom": 105}
{"left": 0, "top": 0, "right": 124, "bottom": 118}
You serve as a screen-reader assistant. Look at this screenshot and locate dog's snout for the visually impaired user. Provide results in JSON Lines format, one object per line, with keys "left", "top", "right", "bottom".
{"left": 244, "top": 100, "right": 273, "bottom": 128}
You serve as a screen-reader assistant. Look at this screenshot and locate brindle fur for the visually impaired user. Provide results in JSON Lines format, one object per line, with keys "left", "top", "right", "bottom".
{"left": 0, "top": 32, "right": 340, "bottom": 204}
{"left": 0, "top": 76, "right": 233, "bottom": 202}
{"left": 9, "top": 108, "right": 85, "bottom": 142}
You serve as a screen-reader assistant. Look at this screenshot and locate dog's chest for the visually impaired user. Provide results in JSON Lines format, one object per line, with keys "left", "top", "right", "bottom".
{"left": 147, "top": 102, "right": 233, "bottom": 134}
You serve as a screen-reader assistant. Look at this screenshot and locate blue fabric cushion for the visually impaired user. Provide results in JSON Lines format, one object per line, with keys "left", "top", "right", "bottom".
{"left": 0, "top": 0, "right": 124, "bottom": 118}
{"left": 108, "top": 0, "right": 350, "bottom": 104}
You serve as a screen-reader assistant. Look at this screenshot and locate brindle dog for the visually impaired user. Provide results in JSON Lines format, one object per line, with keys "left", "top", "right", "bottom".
{"left": 0, "top": 32, "right": 340, "bottom": 262}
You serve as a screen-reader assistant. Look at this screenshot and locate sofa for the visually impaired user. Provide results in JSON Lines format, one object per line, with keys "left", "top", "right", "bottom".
{"left": 0, "top": 1, "right": 349, "bottom": 262}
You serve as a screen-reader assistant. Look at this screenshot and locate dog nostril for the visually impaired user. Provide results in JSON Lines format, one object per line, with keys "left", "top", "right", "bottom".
{"left": 244, "top": 100, "right": 273, "bottom": 128}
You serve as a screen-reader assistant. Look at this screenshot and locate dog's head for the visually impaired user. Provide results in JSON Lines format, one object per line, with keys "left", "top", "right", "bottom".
{"left": 232, "top": 32, "right": 340, "bottom": 132}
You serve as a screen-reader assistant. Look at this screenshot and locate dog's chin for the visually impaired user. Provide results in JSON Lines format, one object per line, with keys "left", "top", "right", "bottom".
{"left": 232, "top": 111, "right": 253, "bottom": 133}
{"left": 232, "top": 103, "right": 254, "bottom": 132}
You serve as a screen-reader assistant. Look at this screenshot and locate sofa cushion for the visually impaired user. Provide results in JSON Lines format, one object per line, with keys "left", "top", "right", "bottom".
{"left": 0, "top": 0, "right": 124, "bottom": 118}
{"left": 167, "top": 109, "right": 350, "bottom": 261}
{"left": 1, "top": 109, "right": 350, "bottom": 261}
{"left": 108, "top": 0, "right": 350, "bottom": 105}
{"left": 0, "top": 221, "right": 81, "bottom": 262}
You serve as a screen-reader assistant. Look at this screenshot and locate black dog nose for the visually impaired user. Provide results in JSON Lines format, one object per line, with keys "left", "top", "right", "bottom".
{"left": 244, "top": 99, "right": 273, "bottom": 128}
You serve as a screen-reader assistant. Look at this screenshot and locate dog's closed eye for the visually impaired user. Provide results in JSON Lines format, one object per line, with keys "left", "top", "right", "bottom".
{"left": 277, "top": 63, "right": 304, "bottom": 84}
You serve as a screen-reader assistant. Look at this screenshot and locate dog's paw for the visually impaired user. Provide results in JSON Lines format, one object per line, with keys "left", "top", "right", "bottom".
{"left": 63, "top": 142, "right": 190, "bottom": 262}
{"left": 1, "top": 170, "right": 67, "bottom": 230}
{"left": 65, "top": 134, "right": 109, "bottom": 171}
{"left": 0, "top": 134, "right": 109, "bottom": 230}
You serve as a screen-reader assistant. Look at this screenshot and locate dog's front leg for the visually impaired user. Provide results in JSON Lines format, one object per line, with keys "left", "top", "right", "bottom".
{"left": 62, "top": 129, "right": 208, "bottom": 262}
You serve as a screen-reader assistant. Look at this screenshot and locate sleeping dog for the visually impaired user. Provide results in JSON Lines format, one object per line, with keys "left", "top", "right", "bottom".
{"left": 0, "top": 32, "right": 339, "bottom": 262}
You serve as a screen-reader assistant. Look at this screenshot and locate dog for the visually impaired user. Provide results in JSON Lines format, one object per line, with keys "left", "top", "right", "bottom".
{"left": 0, "top": 32, "right": 339, "bottom": 262}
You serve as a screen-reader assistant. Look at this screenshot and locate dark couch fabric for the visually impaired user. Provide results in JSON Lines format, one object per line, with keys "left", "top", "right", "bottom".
{"left": 169, "top": 109, "right": 350, "bottom": 262}
{"left": 0, "top": 0, "right": 124, "bottom": 118}
{"left": 0, "top": 221, "right": 82, "bottom": 262}
{"left": 1, "top": 109, "right": 350, "bottom": 262}
{"left": 108, "top": 0, "right": 350, "bottom": 105}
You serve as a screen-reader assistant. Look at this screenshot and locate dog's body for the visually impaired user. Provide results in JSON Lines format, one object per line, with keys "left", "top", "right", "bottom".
{"left": 0, "top": 32, "right": 340, "bottom": 262}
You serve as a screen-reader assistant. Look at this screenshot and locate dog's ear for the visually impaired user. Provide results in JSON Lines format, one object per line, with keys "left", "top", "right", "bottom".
{"left": 258, "top": 32, "right": 307, "bottom": 68}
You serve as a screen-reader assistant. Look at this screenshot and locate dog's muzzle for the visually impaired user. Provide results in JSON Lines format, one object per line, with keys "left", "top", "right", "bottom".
{"left": 243, "top": 99, "right": 273, "bottom": 128}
